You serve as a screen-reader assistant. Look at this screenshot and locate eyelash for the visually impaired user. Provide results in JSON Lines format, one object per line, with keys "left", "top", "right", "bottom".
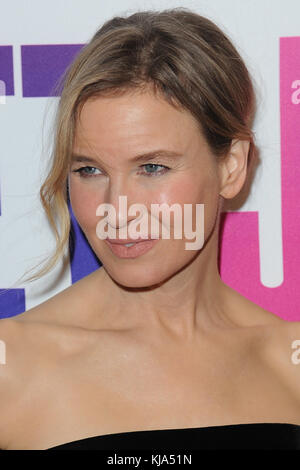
{"left": 72, "top": 163, "right": 170, "bottom": 178}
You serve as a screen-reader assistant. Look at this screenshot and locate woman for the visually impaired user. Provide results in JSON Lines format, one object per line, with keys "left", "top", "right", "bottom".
{"left": 0, "top": 8, "right": 299, "bottom": 450}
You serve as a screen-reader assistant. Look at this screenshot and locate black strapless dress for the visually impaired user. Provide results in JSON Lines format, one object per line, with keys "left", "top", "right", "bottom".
{"left": 46, "top": 423, "right": 300, "bottom": 450}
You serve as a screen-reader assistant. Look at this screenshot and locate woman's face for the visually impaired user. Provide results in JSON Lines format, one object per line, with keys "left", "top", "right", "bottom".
{"left": 68, "top": 88, "right": 222, "bottom": 287}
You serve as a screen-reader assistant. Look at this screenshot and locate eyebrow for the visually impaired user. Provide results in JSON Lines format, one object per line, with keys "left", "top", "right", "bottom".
{"left": 71, "top": 149, "right": 183, "bottom": 165}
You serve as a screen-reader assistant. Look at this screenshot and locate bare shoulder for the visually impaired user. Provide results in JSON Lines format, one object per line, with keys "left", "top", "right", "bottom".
{"left": 0, "top": 270, "right": 106, "bottom": 448}
{"left": 0, "top": 307, "right": 97, "bottom": 449}
{"left": 13, "top": 281, "right": 84, "bottom": 327}
{"left": 236, "top": 293, "right": 300, "bottom": 373}
{"left": 0, "top": 317, "right": 22, "bottom": 376}
{"left": 223, "top": 282, "right": 286, "bottom": 329}
{"left": 0, "top": 318, "right": 25, "bottom": 448}
{"left": 255, "top": 318, "right": 300, "bottom": 409}
{"left": 226, "top": 285, "right": 300, "bottom": 416}
{"left": 0, "top": 315, "right": 62, "bottom": 387}
{"left": 255, "top": 316, "right": 300, "bottom": 356}
{"left": 14, "top": 268, "right": 106, "bottom": 329}
{"left": 263, "top": 319, "right": 300, "bottom": 365}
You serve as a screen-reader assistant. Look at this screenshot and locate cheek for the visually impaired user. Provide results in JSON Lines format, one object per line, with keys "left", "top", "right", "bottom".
{"left": 150, "top": 174, "right": 217, "bottom": 210}
{"left": 151, "top": 174, "right": 219, "bottom": 240}
{"left": 69, "top": 182, "right": 100, "bottom": 231}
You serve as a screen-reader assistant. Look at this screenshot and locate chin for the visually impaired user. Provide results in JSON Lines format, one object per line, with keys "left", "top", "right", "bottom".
{"left": 102, "top": 262, "right": 171, "bottom": 290}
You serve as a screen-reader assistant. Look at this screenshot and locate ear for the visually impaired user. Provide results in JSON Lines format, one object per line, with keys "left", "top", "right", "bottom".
{"left": 218, "top": 139, "right": 250, "bottom": 199}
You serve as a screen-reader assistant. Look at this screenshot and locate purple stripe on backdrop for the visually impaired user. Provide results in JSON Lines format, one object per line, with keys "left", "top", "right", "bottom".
{"left": 68, "top": 199, "right": 102, "bottom": 285}
{"left": 0, "top": 289, "right": 25, "bottom": 319}
{"left": 0, "top": 45, "right": 14, "bottom": 95}
{"left": 21, "top": 44, "right": 85, "bottom": 97}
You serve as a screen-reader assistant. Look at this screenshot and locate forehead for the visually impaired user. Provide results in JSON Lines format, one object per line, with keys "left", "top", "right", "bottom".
{"left": 73, "top": 89, "right": 203, "bottom": 156}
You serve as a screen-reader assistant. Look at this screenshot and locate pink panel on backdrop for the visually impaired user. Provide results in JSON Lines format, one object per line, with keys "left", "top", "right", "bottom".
{"left": 219, "top": 37, "right": 300, "bottom": 322}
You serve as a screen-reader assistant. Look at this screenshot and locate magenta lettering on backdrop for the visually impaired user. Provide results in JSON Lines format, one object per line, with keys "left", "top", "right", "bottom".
{"left": 220, "top": 37, "right": 300, "bottom": 321}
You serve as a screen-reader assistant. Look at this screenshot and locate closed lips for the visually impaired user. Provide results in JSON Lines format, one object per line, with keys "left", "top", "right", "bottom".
{"left": 106, "top": 238, "right": 155, "bottom": 244}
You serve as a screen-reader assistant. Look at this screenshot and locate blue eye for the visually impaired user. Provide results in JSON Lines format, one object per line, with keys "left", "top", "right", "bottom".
{"left": 72, "top": 166, "right": 101, "bottom": 178}
{"left": 139, "top": 163, "right": 170, "bottom": 176}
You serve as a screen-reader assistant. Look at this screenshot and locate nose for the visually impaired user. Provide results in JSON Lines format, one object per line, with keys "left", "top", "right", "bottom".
{"left": 105, "top": 175, "right": 138, "bottom": 231}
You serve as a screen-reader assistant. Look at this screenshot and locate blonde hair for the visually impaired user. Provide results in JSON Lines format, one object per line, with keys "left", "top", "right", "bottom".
{"left": 20, "top": 7, "right": 257, "bottom": 284}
